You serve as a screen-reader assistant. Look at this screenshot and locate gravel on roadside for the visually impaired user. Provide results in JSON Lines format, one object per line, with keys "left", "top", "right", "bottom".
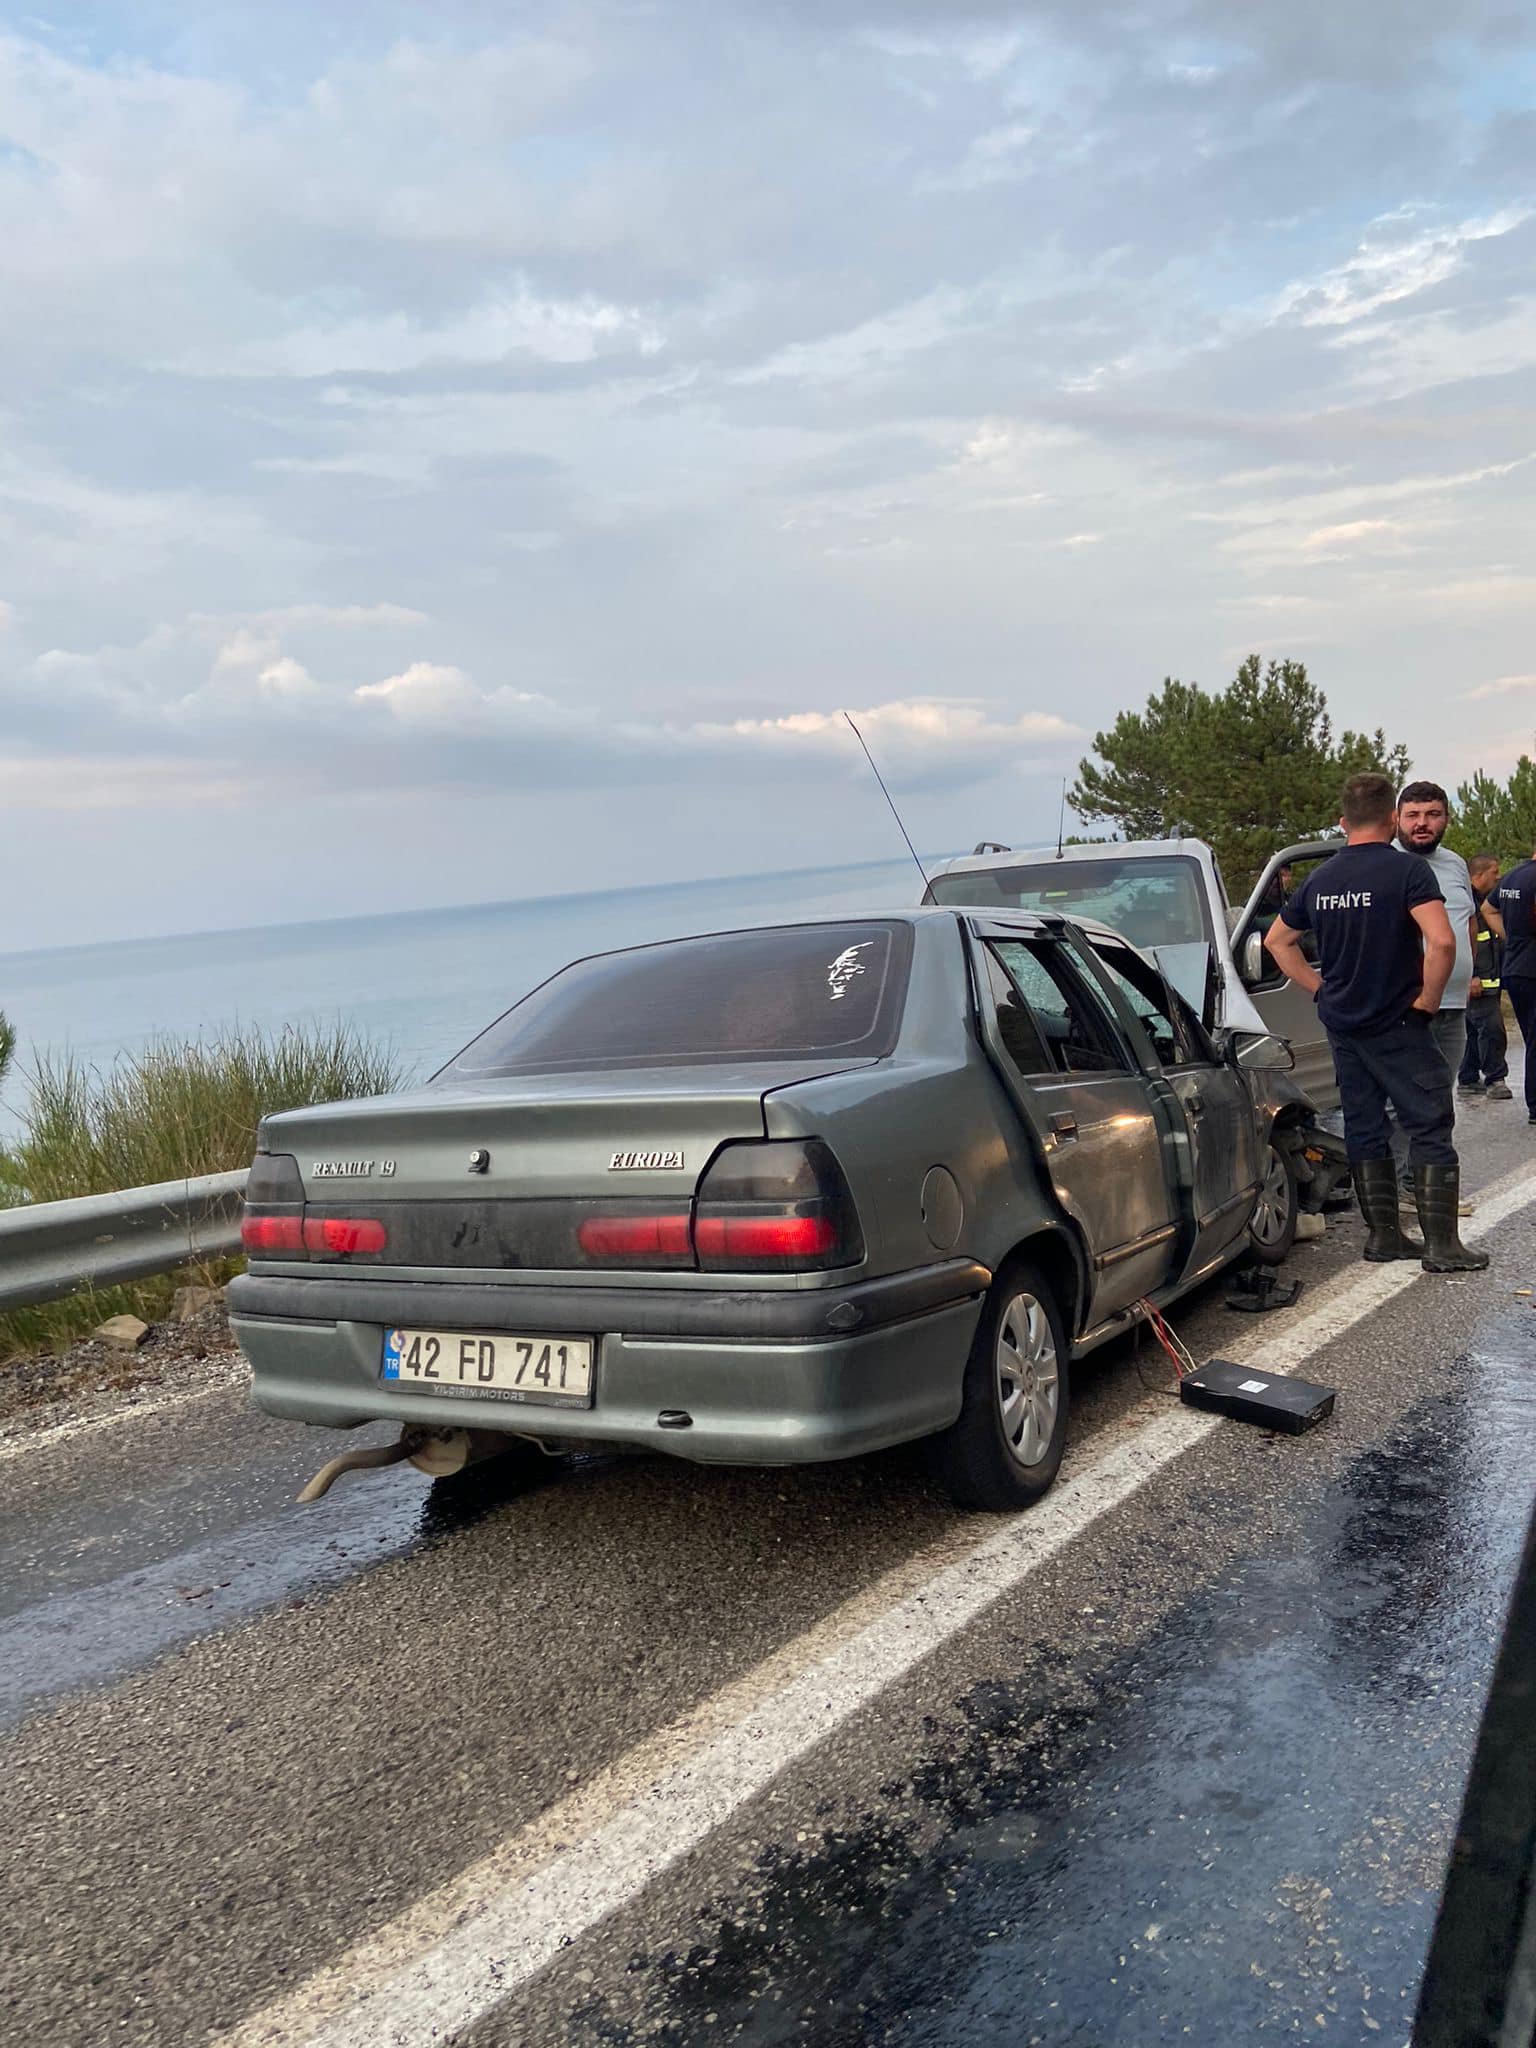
{"left": 0, "top": 1299, "right": 247, "bottom": 1443}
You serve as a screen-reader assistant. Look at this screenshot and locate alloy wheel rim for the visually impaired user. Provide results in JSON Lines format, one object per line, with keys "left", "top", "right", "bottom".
{"left": 996, "top": 1291, "right": 1059, "bottom": 1468}
{"left": 1252, "top": 1147, "right": 1290, "bottom": 1247}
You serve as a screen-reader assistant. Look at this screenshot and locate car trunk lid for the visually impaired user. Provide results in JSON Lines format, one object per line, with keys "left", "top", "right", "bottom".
{"left": 262, "top": 1060, "right": 876, "bottom": 1208}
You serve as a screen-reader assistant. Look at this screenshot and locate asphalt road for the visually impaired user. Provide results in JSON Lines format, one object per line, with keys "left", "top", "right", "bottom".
{"left": 5, "top": 1091, "right": 1536, "bottom": 2048}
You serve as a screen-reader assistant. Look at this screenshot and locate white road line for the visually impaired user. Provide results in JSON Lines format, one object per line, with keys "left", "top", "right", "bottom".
{"left": 1230, "top": 1162, "right": 1536, "bottom": 1372}
{"left": 220, "top": 1160, "right": 1536, "bottom": 2048}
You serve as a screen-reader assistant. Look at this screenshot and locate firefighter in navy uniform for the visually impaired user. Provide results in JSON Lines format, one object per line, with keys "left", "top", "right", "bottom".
{"left": 1264, "top": 772, "right": 1488, "bottom": 1273}
{"left": 1495, "top": 839, "right": 1536, "bottom": 1124}
{"left": 1458, "top": 854, "right": 1511, "bottom": 1099}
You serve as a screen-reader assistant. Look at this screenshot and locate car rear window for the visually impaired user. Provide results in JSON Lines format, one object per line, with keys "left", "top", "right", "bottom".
{"left": 440, "top": 921, "right": 913, "bottom": 1076}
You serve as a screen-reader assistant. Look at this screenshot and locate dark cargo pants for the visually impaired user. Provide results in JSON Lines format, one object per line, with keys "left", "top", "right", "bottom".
{"left": 1328, "top": 1013, "right": 1456, "bottom": 1169}
{"left": 1505, "top": 976, "right": 1536, "bottom": 1117}
{"left": 1388, "top": 1006, "right": 1465, "bottom": 1184}
{"left": 1458, "top": 991, "right": 1509, "bottom": 1087}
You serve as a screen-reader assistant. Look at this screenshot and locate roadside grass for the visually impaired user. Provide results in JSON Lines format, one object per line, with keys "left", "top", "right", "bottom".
{"left": 0, "top": 1023, "right": 405, "bottom": 1364}
{"left": 0, "top": 1274, "right": 192, "bottom": 1370}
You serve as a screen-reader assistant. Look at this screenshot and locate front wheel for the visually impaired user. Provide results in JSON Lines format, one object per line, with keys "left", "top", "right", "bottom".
{"left": 927, "top": 1261, "right": 1070, "bottom": 1511}
{"left": 1247, "top": 1137, "right": 1298, "bottom": 1264}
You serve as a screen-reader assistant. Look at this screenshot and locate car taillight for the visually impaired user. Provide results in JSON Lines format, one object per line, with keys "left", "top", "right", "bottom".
{"left": 693, "top": 1139, "right": 863, "bottom": 1273}
{"left": 241, "top": 1152, "right": 307, "bottom": 1260}
{"left": 240, "top": 1153, "right": 387, "bottom": 1262}
{"left": 303, "top": 1217, "right": 388, "bottom": 1255}
{"left": 240, "top": 1213, "right": 305, "bottom": 1255}
{"left": 692, "top": 1213, "right": 839, "bottom": 1261}
{"left": 577, "top": 1213, "right": 693, "bottom": 1260}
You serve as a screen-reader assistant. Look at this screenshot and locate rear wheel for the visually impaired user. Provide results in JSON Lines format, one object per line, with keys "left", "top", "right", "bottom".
{"left": 928, "top": 1260, "right": 1070, "bottom": 1511}
{"left": 1247, "top": 1137, "right": 1298, "bottom": 1264}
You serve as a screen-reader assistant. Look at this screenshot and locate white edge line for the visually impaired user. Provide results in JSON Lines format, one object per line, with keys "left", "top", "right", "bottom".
{"left": 222, "top": 1160, "right": 1536, "bottom": 2048}
{"left": 0, "top": 1363, "right": 245, "bottom": 1465}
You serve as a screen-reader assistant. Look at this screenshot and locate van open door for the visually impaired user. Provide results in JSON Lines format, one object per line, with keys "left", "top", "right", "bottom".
{"left": 1229, "top": 840, "right": 1341, "bottom": 1114}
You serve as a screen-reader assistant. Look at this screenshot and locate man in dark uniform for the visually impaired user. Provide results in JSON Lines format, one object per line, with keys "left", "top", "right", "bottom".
{"left": 1264, "top": 771, "right": 1487, "bottom": 1272}
{"left": 1458, "top": 854, "right": 1511, "bottom": 1099}
{"left": 1495, "top": 839, "right": 1536, "bottom": 1124}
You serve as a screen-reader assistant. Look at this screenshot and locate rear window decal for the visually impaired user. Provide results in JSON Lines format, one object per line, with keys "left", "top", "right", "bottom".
{"left": 826, "top": 942, "right": 873, "bottom": 1001}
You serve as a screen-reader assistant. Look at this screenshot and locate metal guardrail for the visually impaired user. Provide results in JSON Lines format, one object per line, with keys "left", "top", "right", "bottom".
{"left": 0, "top": 1169, "right": 249, "bottom": 1313}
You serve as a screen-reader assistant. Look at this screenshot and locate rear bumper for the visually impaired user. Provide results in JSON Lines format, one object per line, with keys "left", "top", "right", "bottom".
{"left": 228, "top": 1259, "right": 990, "bottom": 1467}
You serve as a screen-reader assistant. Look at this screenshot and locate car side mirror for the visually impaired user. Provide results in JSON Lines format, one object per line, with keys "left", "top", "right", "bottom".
{"left": 1227, "top": 1029, "right": 1295, "bottom": 1073}
{"left": 1240, "top": 930, "right": 1266, "bottom": 985}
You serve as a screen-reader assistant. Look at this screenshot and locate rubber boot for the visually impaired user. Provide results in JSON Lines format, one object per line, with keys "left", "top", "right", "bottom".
{"left": 1414, "top": 1163, "right": 1490, "bottom": 1273}
{"left": 1352, "top": 1159, "right": 1423, "bottom": 1262}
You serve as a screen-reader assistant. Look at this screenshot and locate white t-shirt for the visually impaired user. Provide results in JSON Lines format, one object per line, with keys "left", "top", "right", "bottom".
{"left": 1398, "top": 840, "right": 1476, "bottom": 1007}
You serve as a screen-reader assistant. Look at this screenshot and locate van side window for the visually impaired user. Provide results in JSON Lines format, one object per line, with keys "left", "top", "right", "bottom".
{"left": 987, "top": 940, "right": 1128, "bottom": 1076}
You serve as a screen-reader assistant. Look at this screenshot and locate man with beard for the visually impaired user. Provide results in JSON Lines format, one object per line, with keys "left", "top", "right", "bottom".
{"left": 1390, "top": 780, "right": 1479, "bottom": 1197}
{"left": 1265, "top": 773, "right": 1486, "bottom": 1272}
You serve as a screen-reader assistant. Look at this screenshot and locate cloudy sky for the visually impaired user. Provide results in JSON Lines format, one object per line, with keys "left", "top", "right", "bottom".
{"left": 2, "top": 1, "right": 1534, "bottom": 950}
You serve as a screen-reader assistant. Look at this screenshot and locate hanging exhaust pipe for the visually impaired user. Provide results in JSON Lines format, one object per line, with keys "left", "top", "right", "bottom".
{"left": 296, "top": 1426, "right": 516, "bottom": 1502}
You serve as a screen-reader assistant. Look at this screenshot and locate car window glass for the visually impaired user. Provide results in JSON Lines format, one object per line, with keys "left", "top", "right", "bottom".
{"left": 442, "top": 922, "right": 912, "bottom": 1076}
{"left": 1088, "top": 941, "right": 1208, "bottom": 1068}
{"left": 982, "top": 950, "right": 1052, "bottom": 1074}
{"left": 1246, "top": 854, "right": 1329, "bottom": 979}
{"left": 988, "top": 940, "right": 1128, "bottom": 1075}
{"left": 1169, "top": 984, "right": 1216, "bottom": 1063}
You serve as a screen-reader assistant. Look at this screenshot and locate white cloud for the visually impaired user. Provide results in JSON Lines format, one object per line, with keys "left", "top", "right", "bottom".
{"left": 860, "top": 28, "right": 1024, "bottom": 82}
{"left": 0, "top": 444, "right": 291, "bottom": 586}
{"left": 1463, "top": 673, "right": 1536, "bottom": 701}
{"left": 3, "top": 7, "right": 1536, "bottom": 935}
{"left": 711, "top": 700, "right": 1082, "bottom": 752}
{"left": 173, "top": 288, "right": 664, "bottom": 380}
{"left": 1414, "top": 573, "right": 1536, "bottom": 609}
{"left": 0, "top": 755, "right": 253, "bottom": 812}
{"left": 1206, "top": 456, "right": 1535, "bottom": 570}
{"left": 1337, "top": 294, "right": 1536, "bottom": 402}
{"left": 352, "top": 662, "right": 551, "bottom": 731}
{"left": 733, "top": 290, "right": 983, "bottom": 388}
{"left": 8, "top": 609, "right": 1085, "bottom": 801}
{"left": 923, "top": 122, "right": 1036, "bottom": 192}
{"left": 1269, "top": 207, "right": 1531, "bottom": 330}
{"left": 1299, "top": 517, "right": 1421, "bottom": 555}
{"left": 189, "top": 602, "right": 430, "bottom": 632}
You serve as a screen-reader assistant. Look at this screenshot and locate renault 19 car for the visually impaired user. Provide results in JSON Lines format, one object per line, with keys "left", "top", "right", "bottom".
{"left": 228, "top": 909, "right": 1313, "bottom": 1511}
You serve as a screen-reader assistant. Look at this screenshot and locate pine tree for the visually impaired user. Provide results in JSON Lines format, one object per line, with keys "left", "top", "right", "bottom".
{"left": 1069, "top": 656, "right": 1410, "bottom": 892}
{"left": 1444, "top": 757, "right": 1536, "bottom": 869}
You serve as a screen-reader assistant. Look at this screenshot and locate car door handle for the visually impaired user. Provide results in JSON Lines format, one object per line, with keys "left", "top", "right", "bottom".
{"left": 1049, "top": 1112, "right": 1078, "bottom": 1142}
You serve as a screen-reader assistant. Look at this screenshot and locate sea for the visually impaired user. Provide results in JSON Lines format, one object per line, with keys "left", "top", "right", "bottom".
{"left": 0, "top": 855, "right": 938, "bottom": 1117}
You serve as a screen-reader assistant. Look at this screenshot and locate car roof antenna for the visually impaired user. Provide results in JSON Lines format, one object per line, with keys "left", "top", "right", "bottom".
{"left": 1056, "top": 777, "right": 1067, "bottom": 860}
{"left": 843, "top": 712, "right": 930, "bottom": 890}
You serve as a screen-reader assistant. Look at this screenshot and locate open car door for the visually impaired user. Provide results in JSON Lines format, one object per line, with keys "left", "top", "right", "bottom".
{"left": 1230, "top": 840, "right": 1341, "bottom": 1113}
{"left": 966, "top": 919, "right": 1185, "bottom": 1327}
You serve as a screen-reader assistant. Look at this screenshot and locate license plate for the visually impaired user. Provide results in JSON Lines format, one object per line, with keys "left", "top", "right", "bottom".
{"left": 381, "top": 1328, "right": 594, "bottom": 1408}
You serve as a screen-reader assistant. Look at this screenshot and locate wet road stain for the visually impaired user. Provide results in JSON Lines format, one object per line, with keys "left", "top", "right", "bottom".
{"left": 0, "top": 1452, "right": 564, "bottom": 1727}
{"left": 570, "top": 1321, "right": 1536, "bottom": 2048}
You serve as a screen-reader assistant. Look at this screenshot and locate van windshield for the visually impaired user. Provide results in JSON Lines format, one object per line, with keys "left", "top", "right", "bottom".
{"left": 926, "top": 855, "right": 1211, "bottom": 949}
